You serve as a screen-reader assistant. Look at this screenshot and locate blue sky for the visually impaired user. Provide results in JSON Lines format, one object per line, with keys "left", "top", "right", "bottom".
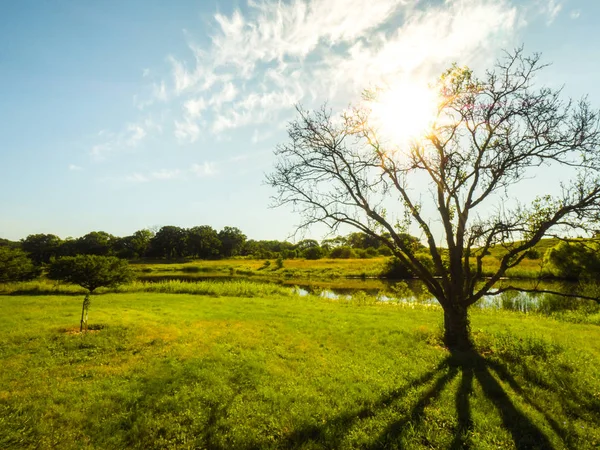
{"left": 1, "top": 0, "right": 598, "bottom": 242}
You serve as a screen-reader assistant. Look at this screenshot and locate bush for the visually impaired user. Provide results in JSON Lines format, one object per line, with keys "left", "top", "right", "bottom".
{"left": 378, "top": 246, "right": 393, "bottom": 256}
{"left": 0, "top": 247, "right": 41, "bottom": 282}
{"left": 382, "top": 257, "right": 413, "bottom": 279}
{"left": 382, "top": 251, "right": 436, "bottom": 278}
{"left": 303, "top": 246, "right": 324, "bottom": 260}
{"left": 329, "top": 246, "right": 356, "bottom": 259}
{"left": 545, "top": 240, "right": 600, "bottom": 281}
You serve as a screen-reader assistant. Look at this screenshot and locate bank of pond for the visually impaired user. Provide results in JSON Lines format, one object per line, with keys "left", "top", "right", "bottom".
{"left": 2, "top": 273, "right": 599, "bottom": 323}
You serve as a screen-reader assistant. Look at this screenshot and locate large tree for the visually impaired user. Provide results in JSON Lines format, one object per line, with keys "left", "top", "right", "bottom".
{"left": 267, "top": 49, "right": 600, "bottom": 349}
{"left": 21, "top": 233, "right": 63, "bottom": 265}
{"left": 0, "top": 246, "right": 41, "bottom": 282}
{"left": 75, "top": 231, "right": 117, "bottom": 256}
{"left": 150, "top": 226, "right": 188, "bottom": 259}
{"left": 187, "top": 226, "right": 221, "bottom": 259}
{"left": 218, "top": 226, "right": 247, "bottom": 258}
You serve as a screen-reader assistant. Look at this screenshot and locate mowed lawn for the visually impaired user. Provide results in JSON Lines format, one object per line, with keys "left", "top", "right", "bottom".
{"left": 1, "top": 293, "right": 599, "bottom": 449}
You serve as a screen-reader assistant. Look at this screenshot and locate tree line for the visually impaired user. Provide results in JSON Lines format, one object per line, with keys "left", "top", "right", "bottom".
{"left": 0, "top": 226, "right": 410, "bottom": 268}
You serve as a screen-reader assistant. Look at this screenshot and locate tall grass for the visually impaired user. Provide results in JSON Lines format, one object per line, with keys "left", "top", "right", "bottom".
{"left": 0, "top": 279, "right": 294, "bottom": 298}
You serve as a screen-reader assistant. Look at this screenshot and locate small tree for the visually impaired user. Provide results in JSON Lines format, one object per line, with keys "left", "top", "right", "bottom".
{"left": 268, "top": 49, "right": 600, "bottom": 349}
{"left": 48, "top": 255, "right": 133, "bottom": 332}
{"left": 0, "top": 247, "right": 41, "bottom": 282}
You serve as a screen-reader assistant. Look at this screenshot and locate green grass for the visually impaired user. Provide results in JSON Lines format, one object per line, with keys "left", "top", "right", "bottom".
{"left": 132, "top": 257, "right": 389, "bottom": 281}
{"left": 1, "top": 292, "right": 599, "bottom": 449}
{"left": 0, "top": 279, "right": 295, "bottom": 298}
{"left": 131, "top": 239, "right": 560, "bottom": 282}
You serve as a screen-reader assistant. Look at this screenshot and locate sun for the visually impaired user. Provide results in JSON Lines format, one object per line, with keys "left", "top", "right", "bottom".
{"left": 368, "top": 80, "right": 438, "bottom": 146}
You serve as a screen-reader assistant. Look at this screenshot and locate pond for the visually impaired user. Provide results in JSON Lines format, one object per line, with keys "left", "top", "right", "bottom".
{"left": 137, "top": 273, "right": 599, "bottom": 314}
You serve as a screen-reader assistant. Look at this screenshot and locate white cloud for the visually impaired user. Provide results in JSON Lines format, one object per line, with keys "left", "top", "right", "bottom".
{"left": 153, "top": 81, "right": 168, "bottom": 101}
{"left": 90, "top": 121, "right": 151, "bottom": 161}
{"left": 190, "top": 161, "right": 216, "bottom": 177}
{"left": 142, "top": 68, "right": 151, "bottom": 77}
{"left": 126, "top": 163, "right": 216, "bottom": 183}
{"left": 126, "top": 173, "right": 150, "bottom": 183}
{"left": 151, "top": 169, "right": 182, "bottom": 180}
{"left": 184, "top": 97, "right": 207, "bottom": 118}
{"left": 175, "top": 118, "right": 201, "bottom": 143}
{"left": 125, "top": 124, "right": 147, "bottom": 147}
{"left": 160, "top": 0, "right": 520, "bottom": 139}
{"left": 209, "top": 82, "right": 238, "bottom": 108}
{"left": 570, "top": 9, "right": 580, "bottom": 20}
{"left": 544, "top": 0, "right": 563, "bottom": 25}
{"left": 68, "top": 164, "right": 82, "bottom": 171}
{"left": 125, "top": 169, "right": 183, "bottom": 183}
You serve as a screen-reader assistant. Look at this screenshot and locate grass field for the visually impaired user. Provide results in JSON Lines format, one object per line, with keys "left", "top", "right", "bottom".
{"left": 132, "top": 257, "right": 389, "bottom": 281}
{"left": 130, "top": 238, "right": 564, "bottom": 283}
{"left": 1, "top": 291, "right": 599, "bottom": 449}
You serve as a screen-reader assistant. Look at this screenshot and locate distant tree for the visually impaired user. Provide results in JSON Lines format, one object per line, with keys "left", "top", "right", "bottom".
{"left": 187, "top": 226, "right": 221, "bottom": 259}
{"left": 21, "top": 233, "right": 63, "bottom": 265}
{"left": 295, "top": 240, "right": 324, "bottom": 259}
{"left": 114, "top": 229, "right": 154, "bottom": 259}
{"left": 303, "top": 246, "right": 324, "bottom": 260}
{"left": 346, "top": 232, "right": 380, "bottom": 249}
{"left": 295, "top": 239, "right": 320, "bottom": 251}
{"left": 150, "top": 226, "right": 188, "bottom": 259}
{"left": 75, "top": 231, "right": 117, "bottom": 256}
{"left": 0, "top": 238, "right": 20, "bottom": 249}
{"left": 329, "top": 246, "right": 356, "bottom": 259}
{"left": 242, "top": 239, "right": 294, "bottom": 259}
{"left": 218, "top": 226, "right": 247, "bottom": 258}
{"left": 545, "top": 240, "right": 600, "bottom": 281}
{"left": 321, "top": 236, "right": 347, "bottom": 251}
{"left": 0, "top": 247, "right": 41, "bottom": 282}
{"left": 48, "top": 255, "right": 133, "bottom": 332}
{"left": 130, "top": 229, "right": 154, "bottom": 258}
{"left": 57, "top": 237, "right": 79, "bottom": 257}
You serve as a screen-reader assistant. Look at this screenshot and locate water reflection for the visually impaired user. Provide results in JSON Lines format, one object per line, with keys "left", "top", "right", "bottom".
{"left": 137, "top": 274, "right": 598, "bottom": 314}
{"left": 295, "top": 280, "right": 598, "bottom": 314}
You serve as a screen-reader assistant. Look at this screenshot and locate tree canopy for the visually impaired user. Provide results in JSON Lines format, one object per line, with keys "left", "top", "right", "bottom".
{"left": 0, "top": 246, "right": 41, "bottom": 283}
{"left": 268, "top": 49, "right": 600, "bottom": 349}
{"left": 48, "top": 255, "right": 133, "bottom": 293}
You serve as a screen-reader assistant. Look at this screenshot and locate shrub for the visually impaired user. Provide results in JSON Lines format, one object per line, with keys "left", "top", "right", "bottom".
{"left": 303, "top": 246, "right": 324, "bottom": 260}
{"left": 525, "top": 248, "right": 541, "bottom": 259}
{"left": 329, "top": 246, "right": 356, "bottom": 259}
{"left": 545, "top": 240, "right": 600, "bottom": 281}
{"left": 0, "top": 247, "right": 41, "bottom": 282}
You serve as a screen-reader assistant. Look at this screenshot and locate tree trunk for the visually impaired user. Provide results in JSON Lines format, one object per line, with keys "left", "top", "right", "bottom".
{"left": 443, "top": 304, "right": 472, "bottom": 350}
{"left": 80, "top": 296, "right": 86, "bottom": 332}
{"left": 79, "top": 294, "right": 90, "bottom": 333}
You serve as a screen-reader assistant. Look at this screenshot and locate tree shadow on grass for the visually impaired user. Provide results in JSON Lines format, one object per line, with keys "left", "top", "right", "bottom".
{"left": 283, "top": 348, "right": 569, "bottom": 449}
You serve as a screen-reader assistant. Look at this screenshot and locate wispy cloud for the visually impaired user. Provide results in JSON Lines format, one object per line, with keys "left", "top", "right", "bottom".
{"left": 126, "top": 169, "right": 182, "bottom": 183}
{"left": 68, "top": 164, "right": 82, "bottom": 171}
{"left": 570, "top": 9, "right": 580, "bottom": 20}
{"left": 161, "top": 0, "right": 519, "bottom": 139}
{"left": 174, "top": 117, "right": 201, "bottom": 143}
{"left": 126, "top": 162, "right": 216, "bottom": 183}
{"left": 190, "top": 161, "right": 216, "bottom": 177}
{"left": 90, "top": 118, "right": 160, "bottom": 161}
{"left": 543, "top": 0, "right": 563, "bottom": 25}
